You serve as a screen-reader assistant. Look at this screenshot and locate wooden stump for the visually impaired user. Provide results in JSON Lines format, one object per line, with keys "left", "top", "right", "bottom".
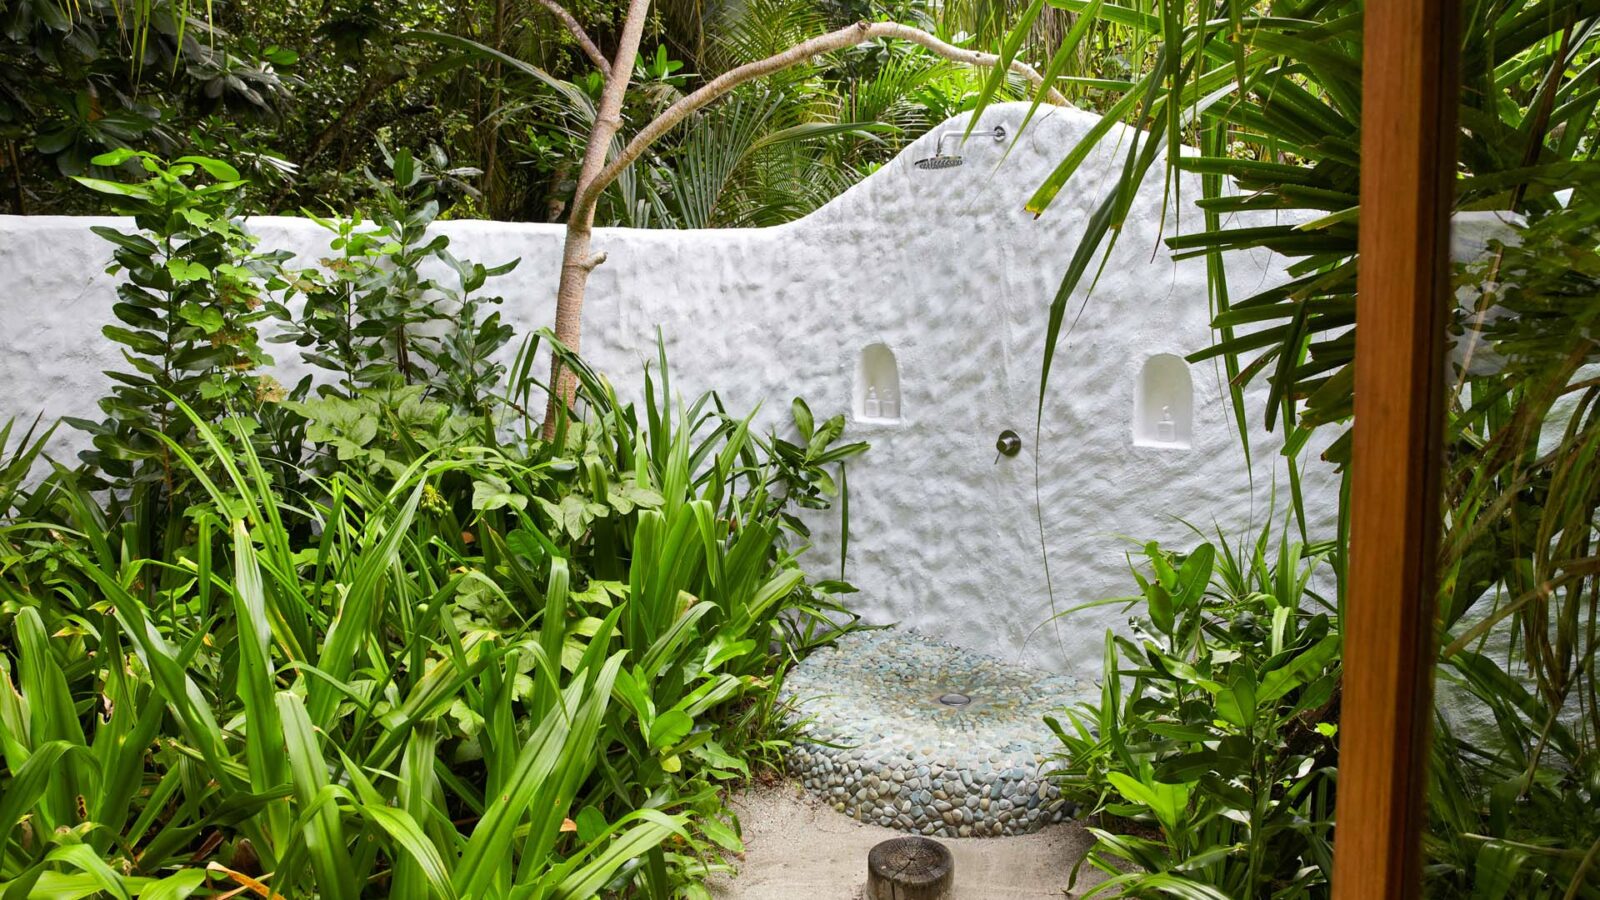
{"left": 866, "top": 836, "right": 953, "bottom": 900}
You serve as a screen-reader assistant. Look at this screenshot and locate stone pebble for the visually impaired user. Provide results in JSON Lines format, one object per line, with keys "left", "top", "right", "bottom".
{"left": 779, "top": 628, "right": 1095, "bottom": 837}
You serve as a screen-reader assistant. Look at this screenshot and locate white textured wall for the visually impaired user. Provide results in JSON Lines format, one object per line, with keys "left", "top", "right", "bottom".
{"left": 0, "top": 103, "right": 1339, "bottom": 675}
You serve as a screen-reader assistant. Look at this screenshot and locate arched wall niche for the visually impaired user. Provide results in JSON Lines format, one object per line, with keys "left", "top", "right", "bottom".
{"left": 855, "top": 343, "right": 902, "bottom": 424}
{"left": 1133, "top": 354, "right": 1194, "bottom": 449}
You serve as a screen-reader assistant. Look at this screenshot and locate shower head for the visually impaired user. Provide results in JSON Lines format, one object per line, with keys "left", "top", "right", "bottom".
{"left": 913, "top": 124, "right": 1008, "bottom": 171}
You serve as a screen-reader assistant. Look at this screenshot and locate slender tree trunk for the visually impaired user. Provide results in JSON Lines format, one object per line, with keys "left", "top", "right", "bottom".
{"left": 544, "top": 185, "right": 608, "bottom": 435}
{"left": 545, "top": 160, "right": 573, "bottom": 221}
{"left": 484, "top": 0, "right": 508, "bottom": 217}
{"left": 5, "top": 140, "right": 24, "bottom": 214}
{"left": 550, "top": 221, "right": 596, "bottom": 405}
{"left": 542, "top": 0, "right": 651, "bottom": 436}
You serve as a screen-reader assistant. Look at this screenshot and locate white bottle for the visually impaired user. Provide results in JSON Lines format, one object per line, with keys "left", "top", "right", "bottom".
{"left": 880, "top": 388, "right": 899, "bottom": 420}
{"left": 864, "top": 385, "right": 881, "bottom": 419}
{"left": 1156, "top": 406, "right": 1176, "bottom": 443}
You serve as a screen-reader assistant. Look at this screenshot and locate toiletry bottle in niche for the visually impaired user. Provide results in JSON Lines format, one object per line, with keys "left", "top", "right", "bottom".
{"left": 1156, "top": 406, "right": 1176, "bottom": 443}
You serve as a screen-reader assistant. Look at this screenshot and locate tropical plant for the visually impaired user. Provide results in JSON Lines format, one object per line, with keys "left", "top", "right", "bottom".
{"left": 983, "top": 0, "right": 1600, "bottom": 891}
{"left": 5, "top": 0, "right": 1064, "bottom": 226}
{"left": 272, "top": 144, "right": 518, "bottom": 415}
{"left": 0, "top": 0, "right": 295, "bottom": 213}
{"left": 1422, "top": 206, "right": 1600, "bottom": 896}
{"left": 595, "top": 0, "right": 1028, "bottom": 230}
{"left": 65, "top": 150, "right": 291, "bottom": 497}
{"left": 0, "top": 338, "right": 865, "bottom": 896}
{"left": 1, "top": 146, "right": 871, "bottom": 892}
{"left": 1053, "top": 528, "right": 1341, "bottom": 898}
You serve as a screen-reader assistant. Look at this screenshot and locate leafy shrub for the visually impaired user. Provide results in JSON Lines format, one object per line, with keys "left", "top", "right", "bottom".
{"left": 272, "top": 146, "right": 517, "bottom": 415}
{"left": 67, "top": 150, "right": 291, "bottom": 494}
{"left": 0, "top": 351, "right": 863, "bottom": 897}
{"left": 0, "top": 155, "right": 868, "bottom": 896}
{"left": 1421, "top": 206, "right": 1600, "bottom": 897}
{"left": 1053, "top": 529, "right": 1341, "bottom": 899}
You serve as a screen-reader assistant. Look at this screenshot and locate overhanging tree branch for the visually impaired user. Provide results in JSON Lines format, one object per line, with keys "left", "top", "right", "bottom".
{"left": 543, "top": 14, "right": 1069, "bottom": 433}
{"left": 536, "top": 0, "right": 613, "bottom": 78}
{"left": 576, "top": 20, "right": 1069, "bottom": 214}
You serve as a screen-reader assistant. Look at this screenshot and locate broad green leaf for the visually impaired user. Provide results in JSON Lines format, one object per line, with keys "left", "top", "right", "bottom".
{"left": 1257, "top": 634, "right": 1340, "bottom": 704}
{"left": 71, "top": 177, "right": 154, "bottom": 199}
{"left": 1215, "top": 675, "right": 1257, "bottom": 729}
{"left": 648, "top": 709, "right": 694, "bottom": 750}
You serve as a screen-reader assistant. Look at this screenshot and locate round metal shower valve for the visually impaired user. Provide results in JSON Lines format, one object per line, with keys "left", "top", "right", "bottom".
{"left": 937, "top": 692, "right": 972, "bottom": 707}
{"left": 996, "top": 430, "right": 1022, "bottom": 457}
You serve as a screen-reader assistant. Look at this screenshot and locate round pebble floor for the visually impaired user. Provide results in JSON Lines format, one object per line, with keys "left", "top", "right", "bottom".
{"left": 779, "top": 628, "right": 1091, "bottom": 838}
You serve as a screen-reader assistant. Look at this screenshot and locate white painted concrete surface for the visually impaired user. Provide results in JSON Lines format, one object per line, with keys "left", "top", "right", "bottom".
{"left": 0, "top": 103, "right": 1340, "bottom": 674}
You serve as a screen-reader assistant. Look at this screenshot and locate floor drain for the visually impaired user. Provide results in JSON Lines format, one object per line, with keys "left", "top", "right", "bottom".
{"left": 937, "top": 693, "right": 971, "bottom": 707}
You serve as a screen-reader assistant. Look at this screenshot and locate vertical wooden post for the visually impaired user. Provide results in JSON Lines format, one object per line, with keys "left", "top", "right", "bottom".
{"left": 1332, "top": 0, "right": 1461, "bottom": 897}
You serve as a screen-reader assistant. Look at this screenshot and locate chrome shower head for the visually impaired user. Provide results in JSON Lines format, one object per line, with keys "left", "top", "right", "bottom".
{"left": 913, "top": 125, "right": 1007, "bottom": 172}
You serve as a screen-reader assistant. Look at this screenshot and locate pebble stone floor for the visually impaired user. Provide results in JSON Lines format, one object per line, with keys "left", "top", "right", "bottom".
{"left": 779, "top": 628, "right": 1092, "bottom": 838}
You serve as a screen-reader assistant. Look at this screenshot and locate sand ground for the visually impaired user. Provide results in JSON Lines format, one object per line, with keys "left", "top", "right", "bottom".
{"left": 705, "top": 781, "right": 1106, "bottom": 899}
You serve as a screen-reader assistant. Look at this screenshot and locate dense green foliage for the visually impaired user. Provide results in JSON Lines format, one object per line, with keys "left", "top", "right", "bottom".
{"left": 0, "top": 0, "right": 295, "bottom": 212}
{"left": 6, "top": 0, "right": 1596, "bottom": 891}
{"left": 270, "top": 144, "right": 519, "bottom": 415}
{"left": 65, "top": 151, "right": 289, "bottom": 492}
{"left": 1054, "top": 531, "right": 1340, "bottom": 898}
{"left": 1425, "top": 208, "right": 1600, "bottom": 896}
{"left": 1001, "top": 0, "right": 1600, "bottom": 893}
{"left": 0, "top": 0, "right": 1063, "bottom": 224}
{"left": 0, "top": 158, "right": 868, "bottom": 896}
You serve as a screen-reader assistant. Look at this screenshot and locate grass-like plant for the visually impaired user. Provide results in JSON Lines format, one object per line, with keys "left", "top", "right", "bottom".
{"left": 0, "top": 155, "right": 868, "bottom": 895}
{"left": 0, "top": 353, "right": 863, "bottom": 896}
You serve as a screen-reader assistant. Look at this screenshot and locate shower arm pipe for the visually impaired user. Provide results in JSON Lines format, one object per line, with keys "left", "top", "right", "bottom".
{"left": 578, "top": 21, "right": 1068, "bottom": 214}
{"left": 931, "top": 127, "right": 1007, "bottom": 157}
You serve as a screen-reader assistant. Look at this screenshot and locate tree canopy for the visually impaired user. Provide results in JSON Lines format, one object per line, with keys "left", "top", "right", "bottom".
{"left": 2, "top": 0, "right": 1104, "bottom": 223}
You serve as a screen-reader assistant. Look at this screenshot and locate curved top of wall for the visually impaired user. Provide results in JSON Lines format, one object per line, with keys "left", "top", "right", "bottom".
{"left": 582, "top": 102, "right": 1113, "bottom": 248}
{"left": 797, "top": 102, "right": 1104, "bottom": 229}
{"left": 0, "top": 101, "right": 1118, "bottom": 248}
